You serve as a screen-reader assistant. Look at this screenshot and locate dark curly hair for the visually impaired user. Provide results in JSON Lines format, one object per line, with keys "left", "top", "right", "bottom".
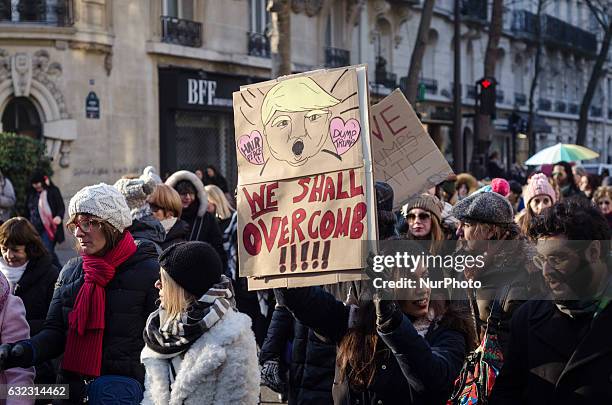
{"left": 529, "top": 198, "right": 610, "bottom": 258}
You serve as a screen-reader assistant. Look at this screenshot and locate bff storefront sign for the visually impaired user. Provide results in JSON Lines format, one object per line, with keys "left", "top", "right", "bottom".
{"left": 176, "top": 72, "right": 242, "bottom": 110}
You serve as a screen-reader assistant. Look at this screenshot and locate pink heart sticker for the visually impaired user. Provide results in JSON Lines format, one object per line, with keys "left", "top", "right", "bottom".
{"left": 238, "top": 130, "right": 265, "bottom": 165}
{"left": 330, "top": 117, "right": 361, "bottom": 156}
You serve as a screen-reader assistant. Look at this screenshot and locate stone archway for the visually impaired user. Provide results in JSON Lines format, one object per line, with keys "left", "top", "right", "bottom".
{"left": 0, "top": 49, "right": 77, "bottom": 168}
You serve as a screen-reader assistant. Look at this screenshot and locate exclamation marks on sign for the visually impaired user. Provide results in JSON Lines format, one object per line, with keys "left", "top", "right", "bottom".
{"left": 278, "top": 241, "right": 331, "bottom": 272}
{"left": 279, "top": 246, "right": 287, "bottom": 273}
{"left": 311, "top": 241, "right": 320, "bottom": 269}
{"left": 301, "top": 242, "right": 310, "bottom": 270}
{"left": 321, "top": 240, "right": 331, "bottom": 269}
{"left": 290, "top": 244, "right": 297, "bottom": 272}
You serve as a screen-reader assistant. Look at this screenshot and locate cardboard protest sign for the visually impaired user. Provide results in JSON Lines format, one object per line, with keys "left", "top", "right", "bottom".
{"left": 371, "top": 90, "right": 454, "bottom": 210}
{"left": 238, "top": 168, "right": 368, "bottom": 279}
{"left": 233, "top": 67, "right": 365, "bottom": 185}
{"left": 233, "top": 65, "right": 377, "bottom": 290}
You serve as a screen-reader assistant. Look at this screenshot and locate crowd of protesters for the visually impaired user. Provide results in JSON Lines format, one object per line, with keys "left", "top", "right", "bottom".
{"left": 0, "top": 156, "right": 608, "bottom": 404}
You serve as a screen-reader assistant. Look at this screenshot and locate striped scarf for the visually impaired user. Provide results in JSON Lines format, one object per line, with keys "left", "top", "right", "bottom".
{"left": 143, "top": 275, "right": 235, "bottom": 356}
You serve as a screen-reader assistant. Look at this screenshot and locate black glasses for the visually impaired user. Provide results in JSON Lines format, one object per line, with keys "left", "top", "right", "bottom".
{"left": 66, "top": 218, "right": 102, "bottom": 234}
{"left": 407, "top": 212, "right": 431, "bottom": 222}
{"left": 599, "top": 200, "right": 611, "bottom": 206}
{"left": 533, "top": 253, "right": 572, "bottom": 270}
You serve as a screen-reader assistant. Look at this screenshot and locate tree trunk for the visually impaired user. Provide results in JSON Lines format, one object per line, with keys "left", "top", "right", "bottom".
{"left": 476, "top": 0, "right": 503, "bottom": 145}
{"left": 527, "top": 0, "right": 545, "bottom": 155}
{"left": 576, "top": 19, "right": 612, "bottom": 146}
{"left": 404, "top": 0, "right": 436, "bottom": 105}
{"left": 268, "top": 0, "right": 291, "bottom": 77}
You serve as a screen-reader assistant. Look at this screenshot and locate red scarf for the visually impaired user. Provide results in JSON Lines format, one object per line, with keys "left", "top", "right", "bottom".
{"left": 62, "top": 232, "right": 137, "bottom": 377}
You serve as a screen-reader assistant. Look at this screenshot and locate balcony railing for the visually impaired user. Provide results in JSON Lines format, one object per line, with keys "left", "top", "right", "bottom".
{"left": 461, "top": 0, "right": 487, "bottom": 23}
{"left": 324, "top": 47, "right": 350, "bottom": 68}
{"left": 496, "top": 89, "right": 505, "bottom": 104}
{"left": 569, "top": 103, "right": 579, "bottom": 114}
{"left": 248, "top": 32, "right": 270, "bottom": 58}
{"left": 515, "top": 93, "right": 527, "bottom": 106}
{"left": 161, "top": 16, "right": 202, "bottom": 48}
{"left": 0, "top": 0, "right": 73, "bottom": 25}
{"left": 399, "top": 77, "right": 438, "bottom": 96}
{"left": 555, "top": 101, "right": 567, "bottom": 113}
{"left": 608, "top": 109, "right": 612, "bottom": 120}
{"left": 511, "top": 10, "right": 597, "bottom": 56}
{"left": 590, "top": 106, "right": 603, "bottom": 117}
{"left": 376, "top": 70, "right": 397, "bottom": 89}
{"left": 539, "top": 98, "right": 552, "bottom": 111}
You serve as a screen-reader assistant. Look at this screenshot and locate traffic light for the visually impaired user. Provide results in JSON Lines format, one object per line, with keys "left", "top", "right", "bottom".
{"left": 477, "top": 77, "right": 497, "bottom": 116}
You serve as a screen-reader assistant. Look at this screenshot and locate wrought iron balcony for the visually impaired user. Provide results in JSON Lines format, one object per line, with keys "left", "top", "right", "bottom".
{"left": 248, "top": 32, "right": 270, "bottom": 58}
{"left": 511, "top": 10, "right": 597, "bottom": 56}
{"left": 375, "top": 70, "right": 397, "bottom": 89}
{"left": 515, "top": 93, "right": 527, "bottom": 106}
{"left": 555, "top": 101, "right": 567, "bottom": 113}
{"left": 461, "top": 0, "right": 487, "bottom": 23}
{"left": 324, "top": 47, "right": 350, "bottom": 68}
{"left": 0, "top": 0, "right": 73, "bottom": 25}
{"left": 569, "top": 103, "right": 579, "bottom": 114}
{"left": 608, "top": 109, "right": 612, "bottom": 120}
{"left": 590, "top": 106, "right": 603, "bottom": 117}
{"left": 538, "top": 98, "right": 552, "bottom": 111}
{"left": 399, "top": 77, "right": 438, "bottom": 95}
{"left": 161, "top": 16, "right": 202, "bottom": 48}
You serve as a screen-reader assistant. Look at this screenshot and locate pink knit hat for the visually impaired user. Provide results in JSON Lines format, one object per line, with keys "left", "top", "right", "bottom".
{"left": 491, "top": 178, "right": 510, "bottom": 197}
{"left": 524, "top": 173, "right": 556, "bottom": 205}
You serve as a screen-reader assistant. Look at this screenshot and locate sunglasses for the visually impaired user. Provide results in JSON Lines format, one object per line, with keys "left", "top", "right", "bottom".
{"left": 407, "top": 212, "right": 431, "bottom": 221}
{"left": 66, "top": 218, "right": 102, "bottom": 234}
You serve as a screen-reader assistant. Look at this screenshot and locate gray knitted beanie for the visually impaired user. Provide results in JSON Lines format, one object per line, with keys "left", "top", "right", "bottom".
{"left": 113, "top": 178, "right": 156, "bottom": 221}
{"left": 69, "top": 183, "right": 132, "bottom": 232}
{"left": 451, "top": 190, "right": 514, "bottom": 225}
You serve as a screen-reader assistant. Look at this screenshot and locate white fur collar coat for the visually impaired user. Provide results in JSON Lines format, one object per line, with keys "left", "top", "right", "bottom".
{"left": 141, "top": 309, "right": 260, "bottom": 405}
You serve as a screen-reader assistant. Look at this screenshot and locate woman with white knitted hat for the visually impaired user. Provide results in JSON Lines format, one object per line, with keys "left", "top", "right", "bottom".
{"left": 0, "top": 183, "right": 160, "bottom": 404}
{"left": 516, "top": 173, "right": 556, "bottom": 238}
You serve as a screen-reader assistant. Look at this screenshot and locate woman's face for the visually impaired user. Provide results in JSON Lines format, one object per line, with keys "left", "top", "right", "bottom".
{"left": 155, "top": 278, "right": 164, "bottom": 301}
{"left": 70, "top": 215, "right": 107, "bottom": 256}
{"left": 529, "top": 195, "right": 553, "bottom": 215}
{"left": 207, "top": 201, "right": 216, "bottom": 214}
{"left": 407, "top": 208, "right": 432, "bottom": 238}
{"left": 207, "top": 168, "right": 215, "bottom": 178}
{"left": 32, "top": 182, "right": 43, "bottom": 193}
{"left": 180, "top": 192, "right": 195, "bottom": 209}
{"left": 0, "top": 244, "right": 27, "bottom": 267}
{"left": 458, "top": 184, "right": 468, "bottom": 197}
{"left": 195, "top": 170, "right": 204, "bottom": 180}
{"left": 399, "top": 266, "right": 431, "bottom": 319}
{"left": 579, "top": 176, "right": 590, "bottom": 192}
{"left": 598, "top": 196, "right": 612, "bottom": 214}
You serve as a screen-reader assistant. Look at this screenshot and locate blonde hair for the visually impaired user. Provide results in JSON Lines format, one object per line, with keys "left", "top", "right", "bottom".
{"left": 261, "top": 77, "right": 340, "bottom": 125}
{"left": 205, "top": 185, "right": 235, "bottom": 220}
{"left": 160, "top": 268, "right": 196, "bottom": 320}
{"left": 593, "top": 186, "right": 612, "bottom": 203}
{"left": 148, "top": 184, "right": 183, "bottom": 218}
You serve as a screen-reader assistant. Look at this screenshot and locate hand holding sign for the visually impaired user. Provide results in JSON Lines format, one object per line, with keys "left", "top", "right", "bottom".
{"left": 330, "top": 117, "right": 360, "bottom": 156}
{"left": 238, "top": 130, "right": 265, "bottom": 165}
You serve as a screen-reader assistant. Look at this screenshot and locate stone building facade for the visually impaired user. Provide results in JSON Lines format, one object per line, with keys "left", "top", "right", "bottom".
{"left": 1, "top": 0, "right": 610, "bottom": 199}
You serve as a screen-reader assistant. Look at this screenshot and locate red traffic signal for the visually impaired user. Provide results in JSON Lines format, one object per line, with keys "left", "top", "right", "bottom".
{"left": 481, "top": 79, "right": 492, "bottom": 89}
{"left": 477, "top": 77, "right": 497, "bottom": 116}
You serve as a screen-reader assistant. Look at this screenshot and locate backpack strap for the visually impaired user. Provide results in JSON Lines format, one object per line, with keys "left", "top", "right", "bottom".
{"left": 486, "top": 284, "right": 512, "bottom": 335}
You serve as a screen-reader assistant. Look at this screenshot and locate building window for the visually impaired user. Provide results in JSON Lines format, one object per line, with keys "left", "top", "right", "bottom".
{"left": 250, "top": 0, "right": 268, "bottom": 34}
{"left": 1, "top": 97, "right": 42, "bottom": 140}
{"left": 163, "top": 0, "right": 194, "bottom": 20}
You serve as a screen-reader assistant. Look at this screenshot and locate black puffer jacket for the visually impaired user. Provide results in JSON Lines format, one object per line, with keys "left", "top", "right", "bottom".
{"left": 30, "top": 240, "right": 159, "bottom": 386}
{"left": 160, "top": 219, "right": 189, "bottom": 250}
{"left": 13, "top": 253, "right": 59, "bottom": 335}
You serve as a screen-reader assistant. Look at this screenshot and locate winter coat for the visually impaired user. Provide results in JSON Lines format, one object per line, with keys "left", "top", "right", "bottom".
{"left": 468, "top": 241, "right": 532, "bottom": 352}
{"left": 159, "top": 219, "right": 189, "bottom": 250}
{"left": 260, "top": 305, "right": 337, "bottom": 405}
{"left": 128, "top": 215, "right": 166, "bottom": 253}
{"left": 0, "top": 275, "right": 35, "bottom": 405}
{"left": 276, "top": 286, "right": 467, "bottom": 405}
{"left": 490, "top": 299, "right": 612, "bottom": 405}
{"left": 13, "top": 254, "right": 59, "bottom": 336}
{"left": 0, "top": 173, "right": 15, "bottom": 223}
{"left": 30, "top": 241, "right": 159, "bottom": 388}
{"left": 165, "top": 171, "right": 227, "bottom": 268}
{"left": 25, "top": 184, "right": 65, "bottom": 244}
{"left": 141, "top": 309, "right": 260, "bottom": 405}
